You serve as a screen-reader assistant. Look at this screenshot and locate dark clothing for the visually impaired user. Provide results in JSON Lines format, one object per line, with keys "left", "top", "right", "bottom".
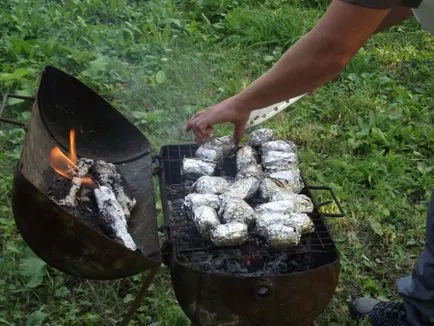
{"left": 398, "top": 190, "right": 434, "bottom": 325}
{"left": 341, "top": 0, "right": 422, "bottom": 8}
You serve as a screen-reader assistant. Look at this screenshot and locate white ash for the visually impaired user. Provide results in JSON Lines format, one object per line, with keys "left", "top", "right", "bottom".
{"left": 261, "top": 151, "right": 298, "bottom": 172}
{"left": 192, "top": 206, "right": 220, "bottom": 235}
{"left": 220, "top": 177, "right": 260, "bottom": 202}
{"left": 184, "top": 193, "right": 221, "bottom": 210}
{"left": 236, "top": 146, "right": 257, "bottom": 172}
{"left": 248, "top": 128, "right": 274, "bottom": 147}
{"left": 93, "top": 160, "right": 136, "bottom": 220}
{"left": 94, "top": 186, "right": 137, "bottom": 251}
{"left": 220, "top": 198, "right": 255, "bottom": 225}
{"left": 194, "top": 176, "right": 231, "bottom": 194}
{"left": 182, "top": 158, "right": 216, "bottom": 180}
{"left": 260, "top": 140, "right": 297, "bottom": 155}
{"left": 268, "top": 168, "right": 304, "bottom": 193}
{"left": 53, "top": 158, "right": 94, "bottom": 207}
{"left": 210, "top": 222, "right": 249, "bottom": 247}
{"left": 236, "top": 164, "right": 264, "bottom": 180}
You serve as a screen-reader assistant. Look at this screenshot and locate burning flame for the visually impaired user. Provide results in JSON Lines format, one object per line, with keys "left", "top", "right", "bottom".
{"left": 49, "top": 129, "right": 96, "bottom": 188}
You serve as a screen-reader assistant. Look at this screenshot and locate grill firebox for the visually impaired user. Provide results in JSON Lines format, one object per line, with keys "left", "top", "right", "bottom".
{"left": 159, "top": 144, "right": 342, "bottom": 326}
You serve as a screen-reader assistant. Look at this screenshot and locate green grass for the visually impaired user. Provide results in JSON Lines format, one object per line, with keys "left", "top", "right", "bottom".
{"left": 1, "top": 0, "right": 433, "bottom": 325}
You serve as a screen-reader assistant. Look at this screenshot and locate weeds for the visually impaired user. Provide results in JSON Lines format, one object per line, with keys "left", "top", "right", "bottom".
{"left": 0, "top": 0, "right": 433, "bottom": 325}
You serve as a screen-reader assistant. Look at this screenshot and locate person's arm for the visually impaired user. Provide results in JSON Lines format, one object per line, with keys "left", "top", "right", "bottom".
{"left": 375, "top": 6, "right": 413, "bottom": 32}
{"left": 186, "top": 0, "right": 390, "bottom": 143}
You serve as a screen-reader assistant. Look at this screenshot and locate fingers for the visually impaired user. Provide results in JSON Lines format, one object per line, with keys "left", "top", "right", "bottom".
{"left": 185, "top": 110, "right": 205, "bottom": 132}
{"left": 233, "top": 122, "right": 246, "bottom": 144}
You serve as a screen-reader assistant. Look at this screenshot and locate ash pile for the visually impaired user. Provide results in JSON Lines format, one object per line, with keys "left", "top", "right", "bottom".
{"left": 48, "top": 159, "right": 138, "bottom": 251}
{"left": 180, "top": 128, "right": 315, "bottom": 251}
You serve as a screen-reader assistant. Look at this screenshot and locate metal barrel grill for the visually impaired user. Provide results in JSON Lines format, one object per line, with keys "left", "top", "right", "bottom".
{"left": 1, "top": 66, "right": 345, "bottom": 326}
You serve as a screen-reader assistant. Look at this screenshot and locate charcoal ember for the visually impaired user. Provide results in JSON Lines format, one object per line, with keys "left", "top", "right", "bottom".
{"left": 195, "top": 145, "right": 223, "bottom": 163}
{"left": 268, "top": 168, "right": 304, "bottom": 193}
{"left": 192, "top": 206, "right": 220, "bottom": 235}
{"left": 93, "top": 160, "right": 137, "bottom": 219}
{"left": 288, "top": 212, "right": 314, "bottom": 234}
{"left": 220, "top": 177, "right": 260, "bottom": 201}
{"left": 248, "top": 128, "right": 274, "bottom": 147}
{"left": 236, "top": 146, "right": 257, "bottom": 171}
{"left": 261, "top": 140, "right": 297, "bottom": 155}
{"left": 236, "top": 164, "right": 264, "bottom": 180}
{"left": 210, "top": 222, "right": 248, "bottom": 247}
{"left": 264, "top": 223, "right": 300, "bottom": 248}
{"left": 181, "top": 158, "right": 216, "bottom": 180}
{"left": 94, "top": 186, "right": 137, "bottom": 251}
{"left": 208, "top": 136, "right": 237, "bottom": 156}
{"left": 184, "top": 193, "right": 220, "bottom": 210}
{"left": 220, "top": 198, "right": 255, "bottom": 225}
{"left": 194, "top": 176, "right": 231, "bottom": 194}
{"left": 270, "top": 193, "right": 314, "bottom": 212}
{"left": 261, "top": 151, "right": 297, "bottom": 172}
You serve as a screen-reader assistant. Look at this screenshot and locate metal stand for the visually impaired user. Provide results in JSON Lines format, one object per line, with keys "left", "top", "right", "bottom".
{"left": 120, "top": 267, "right": 159, "bottom": 326}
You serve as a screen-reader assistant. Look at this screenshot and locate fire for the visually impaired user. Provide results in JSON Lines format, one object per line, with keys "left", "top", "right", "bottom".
{"left": 49, "top": 129, "right": 96, "bottom": 188}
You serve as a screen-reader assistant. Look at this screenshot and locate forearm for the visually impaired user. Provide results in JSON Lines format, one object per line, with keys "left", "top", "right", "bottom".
{"left": 228, "top": 0, "right": 390, "bottom": 113}
{"left": 375, "top": 7, "right": 413, "bottom": 33}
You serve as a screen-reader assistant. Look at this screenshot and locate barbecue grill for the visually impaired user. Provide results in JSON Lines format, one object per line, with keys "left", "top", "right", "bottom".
{"left": 1, "top": 66, "right": 345, "bottom": 326}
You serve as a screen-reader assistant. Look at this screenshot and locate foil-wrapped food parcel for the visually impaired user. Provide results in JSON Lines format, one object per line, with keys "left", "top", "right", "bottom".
{"left": 179, "top": 131, "right": 315, "bottom": 248}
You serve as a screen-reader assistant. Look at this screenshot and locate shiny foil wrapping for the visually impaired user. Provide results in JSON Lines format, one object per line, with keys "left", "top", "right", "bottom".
{"left": 261, "top": 151, "right": 298, "bottom": 172}
{"left": 220, "top": 198, "right": 255, "bottom": 225}
{"left": 268, "top": 169, "right": 304, "bottom": 193}
{"left": 265, "top": 223, "right": 300, "bottom": 248}
{"left": 259, "top": 178, "right": 287, "bottom": 201}
{"left": 236, "top": 164, "right": 264, "bottom": 180}
{"left": 194, "top": 176, "right": 231, "bottom": 194}
{"left": 209, "top": 136, "right": 237, "bottom": 156}
{"left": 248, "top": 128, "right": 274, "bottom": 147}
{"left": 182, "top": 158, "right": 216, "bottom": 179}
{"left": 270, "top": 193, "right": 314, "bottom": 213}
{"left": 255, "top": 200, "right": 297, "bottom": 214}
{"left": 220, "top": 177, "right": 260, "bottom": 201}
{"left": 192, "top": 206, "right": 220, "bottom": 235}
{"left": 255, "top": 213, "right": 290, "bottom": 236}
{"left": 288, "top": 212, "right": 314, "bottom": 234}
{"left": 195, "top": 145, "right": 223, "bottom": 163}
{"left": 210, "top": 222, "right": 249, "bottom": 247}
{"left": 236, "top": 146, "right": 257, "bottom": 171}
{"left": 184, "top": 193, "right": 221, "bottom": 210}
{"left": 261, "top": 140, "right": 297, "bottom": 155}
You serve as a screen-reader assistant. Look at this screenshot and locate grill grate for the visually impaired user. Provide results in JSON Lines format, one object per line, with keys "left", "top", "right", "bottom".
{"left": 159, "top": 144, "right": 340, "bottom": 276}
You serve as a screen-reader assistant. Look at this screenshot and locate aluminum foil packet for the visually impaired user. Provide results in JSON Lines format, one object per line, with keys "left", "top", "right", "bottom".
{"left": 208, "top": 136, "right": 237, "bottom": 156}
{"left": 287, "top": 212, "right": 314, "bottom": 235}
{"left": 195, "top": 145, "right": 224, "bottom": 163}
{"left": 268, "top": 168, "right": 304, "bottom": 193}
{"left": 255, "top": 212, "right": 290, "bottom": 236}
{"left": 260, "top": 140, "right": 297, "bottom": 155}
{"left": 236, "top": 164, "right": 264, "bottom": 180}
{"left": 184, "top": 193, "right": 221, "bottom": 211}
{"left": 220, "top": 177, "right": 260, "bottom": 202}
{"left": 210, "top": 222, "right": 249, "bottom": 247}
{"left": 255, "top": 200, "right": 298, "bottom": 215}
{"left": 270, "top": 193, "right": 314, "bottom": 213}
{"left": 192, "top": 206, "right": 220, "bottom": 235}
{"left": 259, "top": 178, "right": 289, "bottom": 201}
{"left": 248, "top": 128, "right": 274, "bottom": 147}
{"left": 182, "top": 158, "right": 216, "bottom": 180}
{"left": 220, "top": 197, "right": 255, "bottom": 225}
{"left": 265, "top": 223, "right": 300, "bottom": 248}
{"left": 261, "top": 151, "right": 298, "bottom": 172}
{"left": 236, "top": 145, "right": 258, "bottom": 171}
{"left": 194, "top": 176, "right": 231, "bottom": 194}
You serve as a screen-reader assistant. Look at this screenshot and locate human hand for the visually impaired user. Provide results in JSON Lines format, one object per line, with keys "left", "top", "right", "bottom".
{"left": 185, "top": 97, "right": 251, "bottom": 144}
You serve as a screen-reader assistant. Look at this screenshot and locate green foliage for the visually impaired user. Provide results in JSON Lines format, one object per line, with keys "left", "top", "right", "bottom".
{"left": 1, "top": 0, "right": 433, "bottom": 325}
